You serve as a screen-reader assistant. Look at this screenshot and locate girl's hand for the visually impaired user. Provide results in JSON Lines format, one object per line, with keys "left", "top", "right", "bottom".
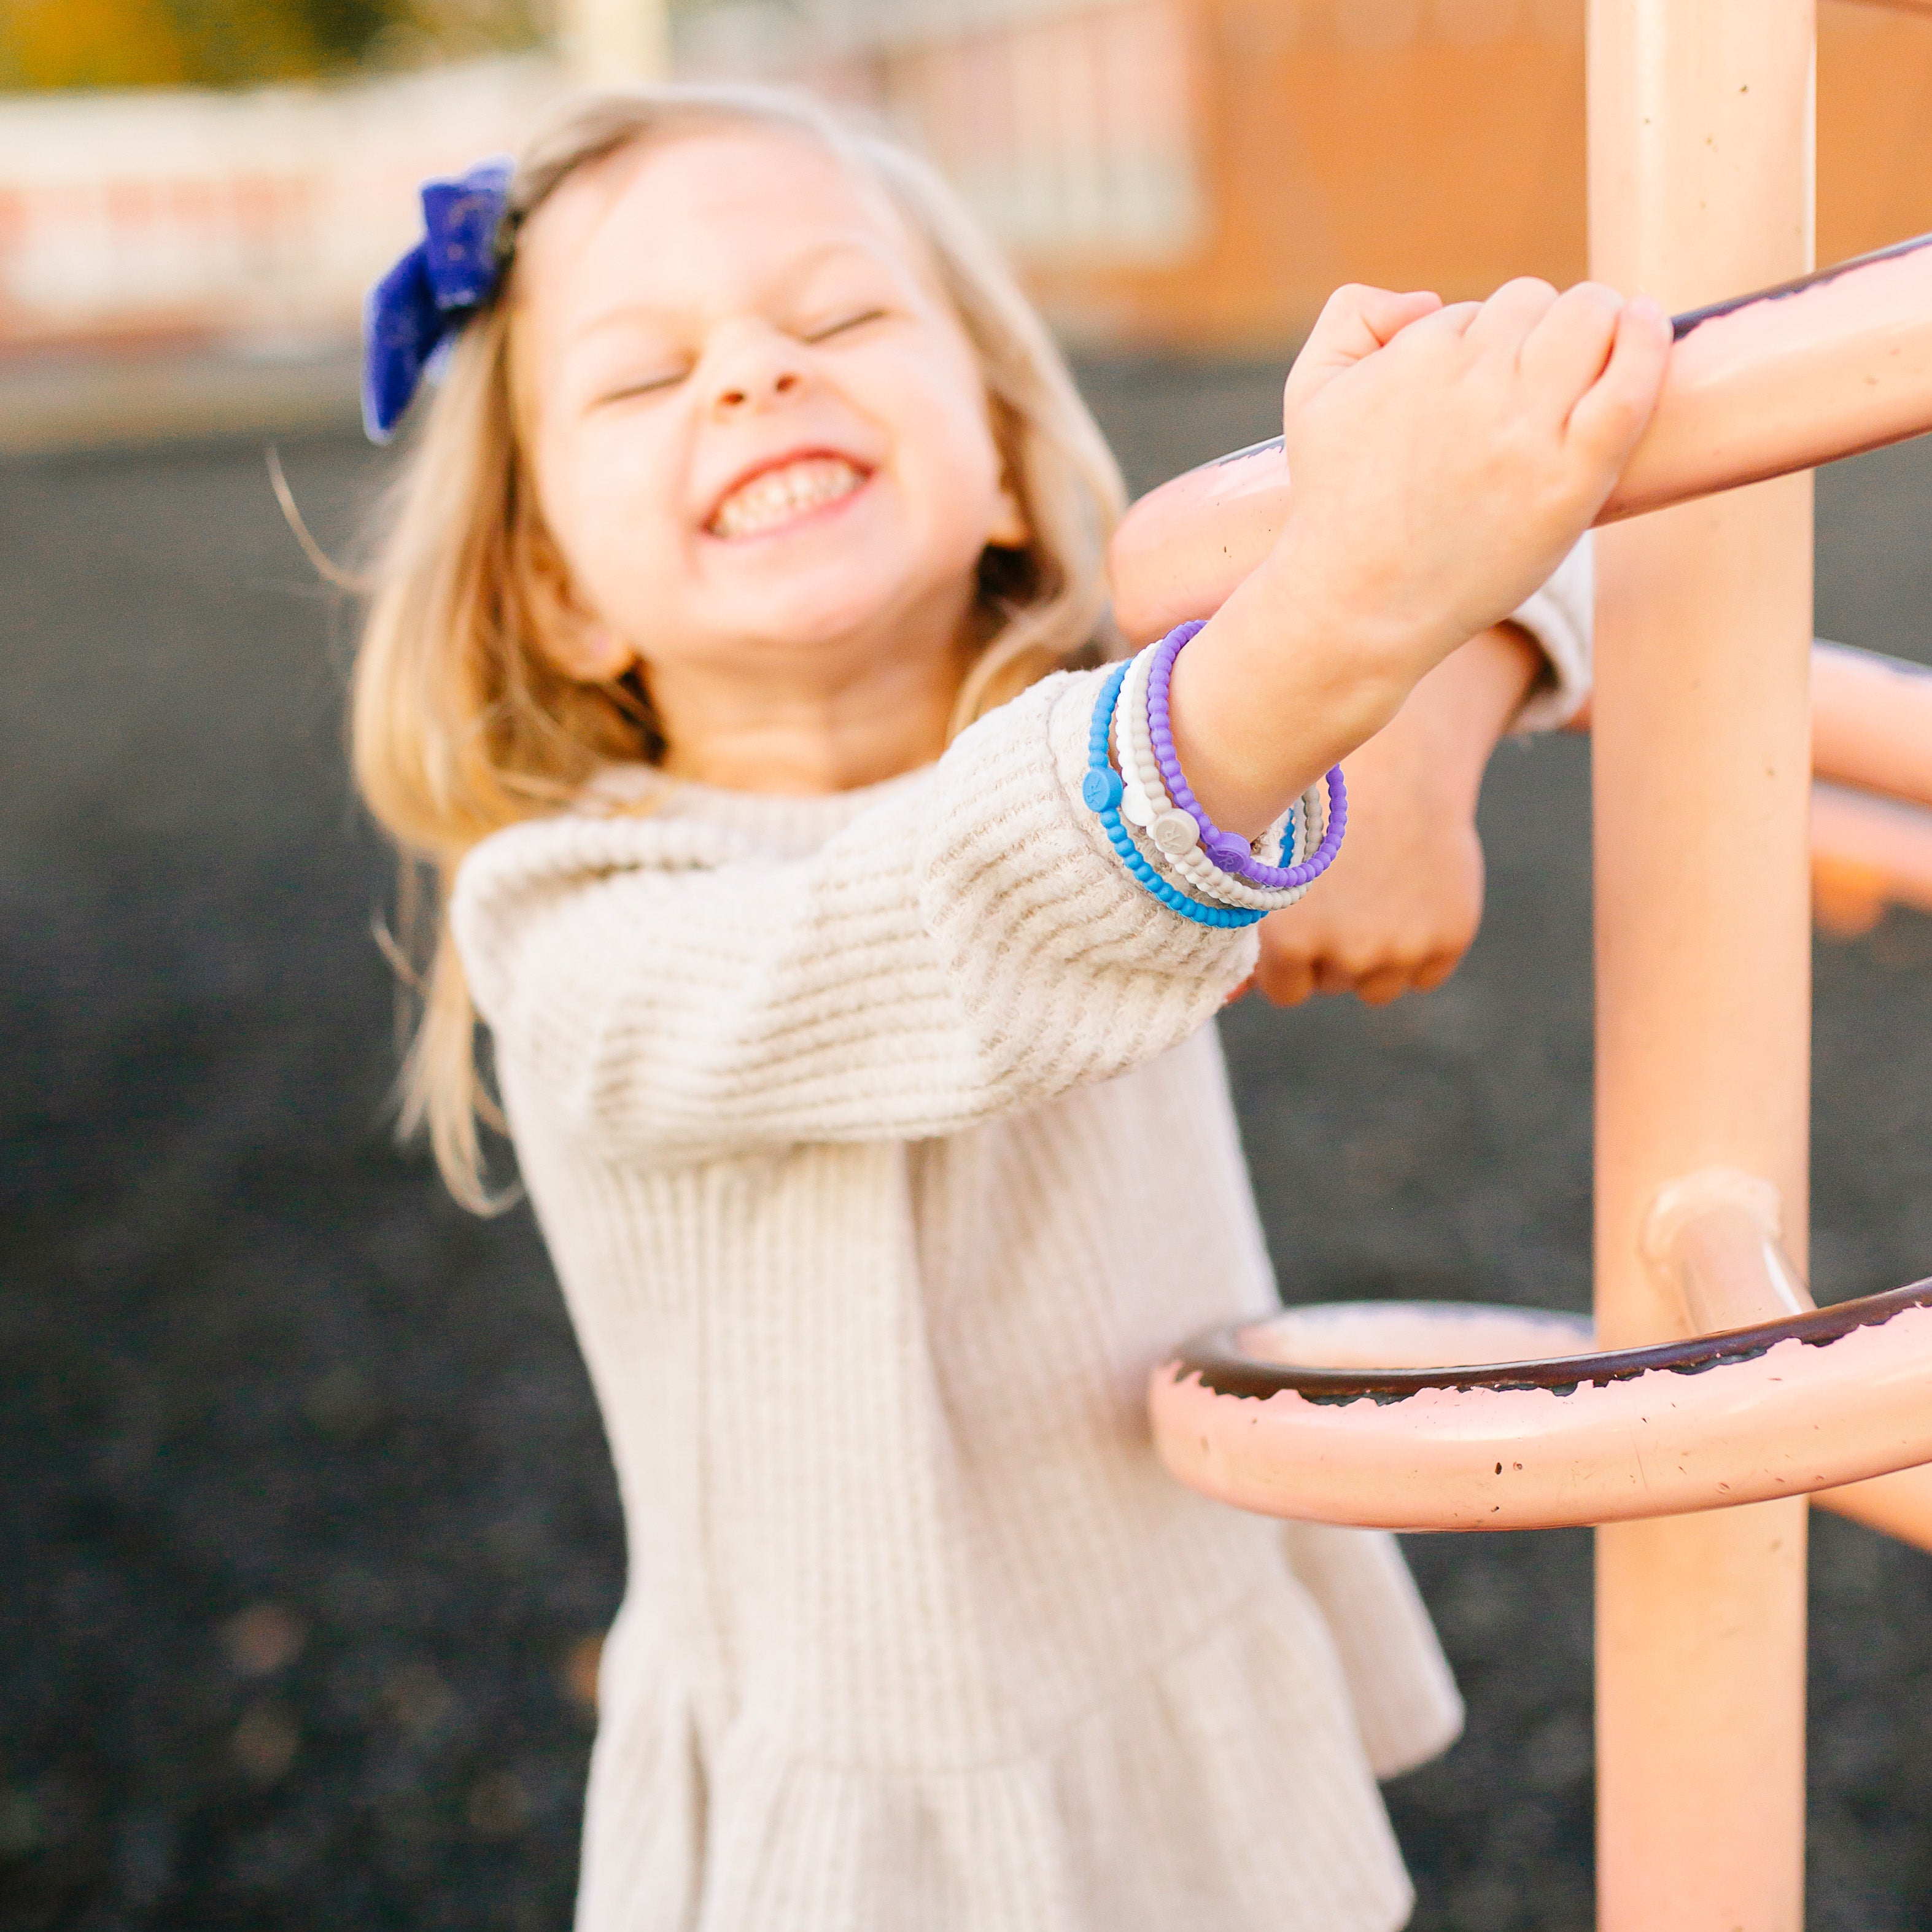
{"left": 1273, "top": 276, "right": 1665, "bottom": 666}
{"left": 1165, "top": 277, "right": 1667, "bottom": 841}
{"left": 1243, "top": 623, "right": 1540, "bottom": 1007}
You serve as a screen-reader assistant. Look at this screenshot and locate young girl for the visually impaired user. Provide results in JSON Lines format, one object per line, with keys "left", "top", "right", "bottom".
{"left": 352, "top": 85, "right": 1663, "bottom": 1932}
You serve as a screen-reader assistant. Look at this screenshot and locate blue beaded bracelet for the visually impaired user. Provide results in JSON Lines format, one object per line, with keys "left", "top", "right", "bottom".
{"left": 1083, "top": 662, "right": 1270, "bottom": 929}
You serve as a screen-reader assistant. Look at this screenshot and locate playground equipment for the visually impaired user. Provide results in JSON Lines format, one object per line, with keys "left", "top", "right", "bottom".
{"left": 1111, "top": 237, "right": 1932, "bottom": 643}
{"left": 1115, "top": 4, "right": 1932, "bottom": 1925}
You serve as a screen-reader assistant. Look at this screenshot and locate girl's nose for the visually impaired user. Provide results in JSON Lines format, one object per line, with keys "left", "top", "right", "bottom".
{"left": 706, "top": 327, "right": 810, "bottom": 419}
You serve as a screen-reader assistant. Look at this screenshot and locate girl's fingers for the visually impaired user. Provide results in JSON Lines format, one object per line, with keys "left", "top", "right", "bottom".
{"left": 1256, "top": 945, "right": 1463, "bottom": 1007}
{"left": 1257, "top": 952, "right": 1316, "bottom": 1007}
{"left": 1284, "top": 285, "right": 1443, "bottom": 413}
{"left": 1354, "top": 965, "right": 1412, "bottom": 1007}
{"left": 1462, "top": 276, "right": 1560, "bottom": 354}
{"left": 1567, "top": 293, "right": 1672, "bottom": 461}
{"left": 1323, "top": 284, "right": 1443, "bottom": 353}
{"left": 1435, "top": 300, "right": 1483, "bottom": 333}
{"left": 1394, "top": 298, "right": 1483, "bottom": 344}
{"left": 1354, "top": 285, "right": 1444, "bottom": 347}
{"left": 1518, "top": 280, "right": 1625, "bottom": 405}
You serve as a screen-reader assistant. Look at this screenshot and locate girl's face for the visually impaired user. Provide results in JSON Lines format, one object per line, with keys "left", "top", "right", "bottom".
{"left": 512, "top": 125, "right": 1023, "bottom": 715}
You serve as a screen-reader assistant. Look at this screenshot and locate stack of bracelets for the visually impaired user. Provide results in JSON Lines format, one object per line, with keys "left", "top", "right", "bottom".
{"left": 1080, "top": 619, "right": 1349, "bottom": 930}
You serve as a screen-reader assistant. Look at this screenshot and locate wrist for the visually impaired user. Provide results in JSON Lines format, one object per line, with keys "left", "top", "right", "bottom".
{"left": 1462, "top": 621, "right": 1544, "bottom": 732}
{"left": 1165, "top": 575, "right": 1406, "bottom": 840}
{"left": 1394, "top": 623, "right": 1542, "bottom": 791}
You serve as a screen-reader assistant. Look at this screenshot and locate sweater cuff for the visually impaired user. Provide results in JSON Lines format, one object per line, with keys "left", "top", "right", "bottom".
{"left": 1507, "top": 534, "right": 1594, "bottom": 734}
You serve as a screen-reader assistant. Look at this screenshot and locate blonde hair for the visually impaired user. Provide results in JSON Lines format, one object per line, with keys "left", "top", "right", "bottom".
{"left": 351, "top": 82, "right": 1128, "bottom": 1209}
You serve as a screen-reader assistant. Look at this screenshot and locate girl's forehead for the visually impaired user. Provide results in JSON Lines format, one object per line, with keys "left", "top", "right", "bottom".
{"left": 518, "top": 125, "right": 929, "bottom": 326}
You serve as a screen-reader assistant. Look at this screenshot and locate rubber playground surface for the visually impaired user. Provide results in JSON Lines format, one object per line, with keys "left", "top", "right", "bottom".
{"left": 6, "top": 362, "right": 1932, "bottom": 1930}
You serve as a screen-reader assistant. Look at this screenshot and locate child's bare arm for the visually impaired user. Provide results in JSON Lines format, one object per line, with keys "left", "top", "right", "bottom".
{"left": 1165, "top": 279, "right": 1667, "bottom": 839}
{"left": 1246, "top": 622, "right": 1538, "bottom": 1007}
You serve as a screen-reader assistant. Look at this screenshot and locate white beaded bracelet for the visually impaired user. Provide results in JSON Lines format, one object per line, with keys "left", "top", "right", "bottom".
{"left": 1111, "top": 644, "right": 1325, "bottom": 911}
{"left": 1114, "top": 646, "right": 1308, "bottom": 909}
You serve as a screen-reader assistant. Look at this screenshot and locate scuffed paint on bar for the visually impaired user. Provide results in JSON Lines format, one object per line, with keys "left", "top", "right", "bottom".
{"left": 1148, "top": 1284, "right": 1932, "bottom": 1532}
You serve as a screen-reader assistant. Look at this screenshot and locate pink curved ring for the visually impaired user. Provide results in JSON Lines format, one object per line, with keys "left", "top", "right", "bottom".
{"left": 1150, "top": 1282, "right": 1932, "bottom": 1532}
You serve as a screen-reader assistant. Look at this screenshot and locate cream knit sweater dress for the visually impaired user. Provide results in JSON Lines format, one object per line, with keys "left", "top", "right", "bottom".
{"left": 451, "top": 556, "right": 1591, "bottom": 1932}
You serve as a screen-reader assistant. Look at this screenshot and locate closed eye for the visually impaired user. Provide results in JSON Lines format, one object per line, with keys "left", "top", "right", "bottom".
{"left": 594, "top": 367, "right": 688, "bottom": 407}
{"left": 802, "top": 308, "right": 888, "bottom": 344}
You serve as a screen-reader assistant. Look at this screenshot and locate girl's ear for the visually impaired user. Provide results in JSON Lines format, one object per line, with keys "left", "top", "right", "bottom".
{"left": 525, "top": 519, "right": 637, "bottom": 682}
{"left": 988, "top": 478, "right": 1029, "bottom": 549}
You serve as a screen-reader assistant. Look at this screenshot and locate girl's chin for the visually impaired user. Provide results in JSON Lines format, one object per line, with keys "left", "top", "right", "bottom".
{"left": 704, "top": 578, "right": 926, "bottom": 652}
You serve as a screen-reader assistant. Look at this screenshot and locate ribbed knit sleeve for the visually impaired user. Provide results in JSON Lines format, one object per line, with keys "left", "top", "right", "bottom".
{"left": 451, "top": 669, "right": 1257, "bottom": 1162}
{"left": 1508, "top": 535, "right": 1593, "bottom": 733}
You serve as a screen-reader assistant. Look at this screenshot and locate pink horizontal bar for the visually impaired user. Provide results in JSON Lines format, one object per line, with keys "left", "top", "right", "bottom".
{"left": 1611, "top": 231, "right": 1932, "bottom": 518}
{"left": 1109, "top": 233, "right": 1932, "bottom": 646}
{"left": 1812, "top": 780, "right": 1932, "bottom": 918}
{"left": 1810, "top": 645, "right": 1932, "bottom": 813}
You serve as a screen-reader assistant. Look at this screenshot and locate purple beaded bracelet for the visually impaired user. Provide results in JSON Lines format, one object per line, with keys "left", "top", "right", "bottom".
{"left": 1144, "top": 619, "right": 1348, "bottom": 892}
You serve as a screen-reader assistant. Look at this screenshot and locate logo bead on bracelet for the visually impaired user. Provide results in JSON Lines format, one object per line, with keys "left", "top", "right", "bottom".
{"left": 1084, "top": 661, "right": 1269, "bottom": 929}
{"left": 1111, "top": 625, "right": 1318, "bottom": 912}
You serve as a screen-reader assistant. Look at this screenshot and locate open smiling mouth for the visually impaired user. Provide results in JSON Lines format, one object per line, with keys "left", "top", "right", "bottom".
{"left": 707, "top": 454, "right": 871, "bottom": 541}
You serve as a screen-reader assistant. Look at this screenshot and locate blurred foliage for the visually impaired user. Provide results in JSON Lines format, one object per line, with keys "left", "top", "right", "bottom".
{"left": 0, "top": 0, "right": 548, "bottom": 91}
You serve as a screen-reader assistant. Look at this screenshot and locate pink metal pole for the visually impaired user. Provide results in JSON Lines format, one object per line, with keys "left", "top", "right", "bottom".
{"left": 1588, "top": 5, "right": 1815, "bottom": 1927}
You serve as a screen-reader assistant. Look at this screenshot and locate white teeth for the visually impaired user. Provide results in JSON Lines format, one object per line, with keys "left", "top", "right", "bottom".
{"left": 710, "top": 456, "right": 865, "bottom": 538}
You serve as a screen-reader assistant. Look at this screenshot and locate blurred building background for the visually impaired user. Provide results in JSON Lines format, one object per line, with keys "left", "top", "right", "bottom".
{"left": 3, "top": 0, "right": 1931, "bottom": 373}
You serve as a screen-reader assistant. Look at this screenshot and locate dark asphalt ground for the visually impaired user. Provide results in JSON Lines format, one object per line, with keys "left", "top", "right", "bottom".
{"left": 7, "top": 363, "right": 1932, "bottom": 1931}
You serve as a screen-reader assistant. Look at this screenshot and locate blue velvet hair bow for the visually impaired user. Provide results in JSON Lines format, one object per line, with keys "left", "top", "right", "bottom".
{"left": 362, "top": 157, "right": 514, "bottom": 442}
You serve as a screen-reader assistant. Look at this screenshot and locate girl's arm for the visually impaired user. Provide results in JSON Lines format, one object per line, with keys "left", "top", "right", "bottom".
{"left": 1245, "top": 524, "right": 1591, "bottom": 1007}
{"left": 1166, "top": 279, "right": 1667, "bottom": 839}
{"left": 1248, "top": 620, "right": 1538, "bottom": 1007}
{"left": 451, "top": 672, "right": 1255, "bottom": 1163}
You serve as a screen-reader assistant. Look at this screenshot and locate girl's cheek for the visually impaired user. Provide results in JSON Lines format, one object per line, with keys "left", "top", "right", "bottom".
{"left": 874, "top": 357, "right": 998, "bottom": 493}
{"left": 582, "top": 426, "right": 683, "bottom": 541}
